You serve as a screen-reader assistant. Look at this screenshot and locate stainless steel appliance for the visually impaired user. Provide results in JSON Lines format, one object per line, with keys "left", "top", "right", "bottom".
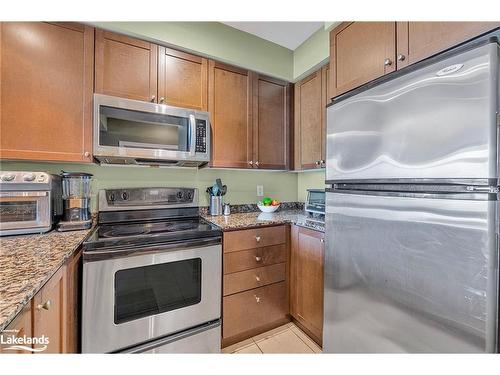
{"left": 57, "top": 172, "right": 93, "bottom": 231}
{"left": 305, "top": 189, "right": 325, "bottom": 217}
{"left": 93, "top": 94, "right": 210, "bottom": 167}
{"left": 0, "top": 171, "right": 61, "bottom": 236}
{"left": 324, "top": 36, "right": 500, "bottom": 353}
{"left": 81, "top": 187, "right": 222, "bottom": 353}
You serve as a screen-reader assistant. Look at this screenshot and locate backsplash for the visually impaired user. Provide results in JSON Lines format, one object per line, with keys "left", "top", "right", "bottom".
{"left": 199, "top": 202, "right": 304, "bottom": 215}
{"left": 297, "top": 170, "right": 326, "bottom": 201}
{"left": 0, "top": 161, "right": 299, "bottom": 211}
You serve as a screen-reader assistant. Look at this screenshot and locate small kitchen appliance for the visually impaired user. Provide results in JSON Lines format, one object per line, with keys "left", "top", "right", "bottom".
{"left": 0, "top": 171, "right": 62, "bottom": 236}
{"left": 57, "top": 172, "right": 93, "bottom": 231}
{"left": 304, "top": 189, "right": 325, "bottom": 223}
{"left": 81, "top": 187, "right": 222, "bottom": 353}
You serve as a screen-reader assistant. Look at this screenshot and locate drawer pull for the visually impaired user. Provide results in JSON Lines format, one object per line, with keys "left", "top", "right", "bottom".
{"left": 255, "top": 256, "right": 262, "bottom": 262}
{"left": 254, "top": 295, "right": 261, "bottom": 303}
{"left": 255, "top": 236, "right": 261, "bottom": 242}
{"left": 37, "top": 300, "right": 51, "bottom": 311}
{"left": 255, "top": 276, "right": 261, "bottom": 282}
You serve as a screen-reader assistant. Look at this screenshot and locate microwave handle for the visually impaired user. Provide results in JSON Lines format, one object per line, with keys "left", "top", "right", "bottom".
{"left": 189, "top": 114, "right": 196, "bottom": 157}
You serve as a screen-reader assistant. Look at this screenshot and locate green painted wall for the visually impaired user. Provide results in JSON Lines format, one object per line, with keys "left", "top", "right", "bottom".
{"left": 0, "top": 161, "right": 298, "bottom": 211}
{"left": 91, "top": 22, "right": 294, "bottom": 81}
{"left": 297, "top": 170, "right": 326, "bottom": 202}
{"left": 293, "top": 27, "right": 330, "bottom": 81}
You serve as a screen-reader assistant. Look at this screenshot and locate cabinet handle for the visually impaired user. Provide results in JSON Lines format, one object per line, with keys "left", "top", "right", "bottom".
{"left": 384, "top": 58, "right": 393, "bottom": 66}
{"left": 320, "top": 160, "right": 325, "bottom": 166}
{"left": 84, "top": 151, "right": 90, "bottom": 158}
{"left": 37, "top": 300, "right": 51, "bottom": 311}
{"left": 255, "top": 236, "right": 261, "bottom": 242}
{"left": 255, "top": 276, "right": 261, "bottom": 282}
{"left": 315, "top": 160, "right": 321, "bottom": 166}
{"left": 255, "top": 161, "right": 259, "bottom": 167}
{"left": 254, "top": 295, "right": 261, "bottom": 303}
{"left": 320, "top": 238, "right": 325, "bottom": 243}
{"left": 159, "top": 97, "right": 165, "bottom": 103}
{"left": 150, "top": 95, "right": 156, "bottom": 102}
{"left": 248, "top": 160, "right": 253, "bottom": 166}
{"left": 397, "top": 54, "right": 406, "bottom": 62}
{"left": 255, "top": 256, "right": 262, "bottom": 262}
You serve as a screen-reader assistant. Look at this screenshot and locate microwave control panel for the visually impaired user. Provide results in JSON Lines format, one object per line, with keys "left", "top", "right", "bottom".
{"left": 195, "top": 120, "right": 207, "bottom": 153}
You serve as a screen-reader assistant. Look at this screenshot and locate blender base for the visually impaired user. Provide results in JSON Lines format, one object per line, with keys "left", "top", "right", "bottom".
{"left": 57, "top": 219, "right": 93, "bottom": 232}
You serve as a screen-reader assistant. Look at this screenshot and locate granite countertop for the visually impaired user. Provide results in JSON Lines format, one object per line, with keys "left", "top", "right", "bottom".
{"left": 203, "top": 209, "right": 325, "bottom": 232}
{"left": 0, "top": 229, "right": 92, "bottom": 331}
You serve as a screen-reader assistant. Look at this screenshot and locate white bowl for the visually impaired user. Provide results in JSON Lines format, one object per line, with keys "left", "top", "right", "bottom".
{"left": 257, "top": 203, "right": 280, "bottom": 213}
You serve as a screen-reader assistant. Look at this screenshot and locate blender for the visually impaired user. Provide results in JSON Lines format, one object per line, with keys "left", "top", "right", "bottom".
{"left": 57, "top": 172, "right": 93, "bottom": 231}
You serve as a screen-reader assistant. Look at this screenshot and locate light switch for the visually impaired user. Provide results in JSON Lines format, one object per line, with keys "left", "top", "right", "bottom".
{"left": 256, "top": 185, "right": 264, "bottom": 197}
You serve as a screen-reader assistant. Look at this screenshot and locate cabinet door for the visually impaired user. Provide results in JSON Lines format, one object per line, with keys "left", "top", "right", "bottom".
{"left": 294, "top": 70, "right": 323, "bottom": 170}
{"left": 0, "top": 304, "right": 32, "bottom": 354}
{"left": 252, "top": 74, "right": 290, "bottom": 170}
{"left": 208, "top": 61, "right": 253, "bottom": 168}
{"left": 95, "top": 29, "right": 157, "bottom": 102}
{"left": 291, "top": 225, "right": 324, "bottom": 345}
{"left": 330, "top": 22, "right": 396, "bottom": 97}
{"left": 0, "top": 22, "right": 94, "bottom": 162}
{"left": 158, "top": 46, "right": 208, "bottom": 110}
{"left": 397, "top": 22, "right": 500, "bottom": 68}
{"left": 33, "top": 267, "right": 66, "bottom": 354}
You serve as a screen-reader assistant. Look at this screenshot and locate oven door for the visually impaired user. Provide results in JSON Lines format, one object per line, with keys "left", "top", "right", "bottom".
{"left": 0, "top": 191, "right": 51, "bottom": 235}
{"left": 82, "top": 237, "right": 222, "bottom": 353}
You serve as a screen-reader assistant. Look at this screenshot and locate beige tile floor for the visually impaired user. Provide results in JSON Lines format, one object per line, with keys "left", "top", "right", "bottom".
{"left": 222, "top": 322, "right": 322, "bottom": 354}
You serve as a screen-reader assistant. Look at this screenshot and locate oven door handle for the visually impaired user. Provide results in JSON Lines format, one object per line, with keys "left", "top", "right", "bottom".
{"left": 83, "top": 236, "right": 221, "bottom": 262}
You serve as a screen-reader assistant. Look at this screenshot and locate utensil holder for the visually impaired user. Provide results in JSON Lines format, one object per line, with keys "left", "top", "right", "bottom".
{"left": 209, "top": 196, "right": 223, "bottom": 216}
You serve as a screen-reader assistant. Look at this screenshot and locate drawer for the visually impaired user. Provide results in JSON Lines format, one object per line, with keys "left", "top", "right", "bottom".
{"left": 224, "top": 244, "right": 286, "bottom": 274}
{"left": 223, "top": 263, "right": 286, "bottom": 296}
{"left": 224, "top": 225, "right": 286, "bottom": 253}
{"left": 223, "top": 281, "right": 288, "bottom": 339}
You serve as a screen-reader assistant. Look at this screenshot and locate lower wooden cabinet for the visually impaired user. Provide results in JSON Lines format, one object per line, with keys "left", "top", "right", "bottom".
{"left": 222, "top": 225, "right": 290, "bottom": 346}
{"left": 0, "top": 249, "right": 81, "bottom": 354}
{"left": 290, "top": 225, "right": 324, "bottom": 346}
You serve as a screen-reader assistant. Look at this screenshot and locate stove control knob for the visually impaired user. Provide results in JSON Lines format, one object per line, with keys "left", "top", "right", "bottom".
{"left": 1, "top": 173, "right": 15, "bottom": 182}
{"left": 187, "top": 191, "right": 192, "bottom": 200}
{"left": 23, "top": 173, "right": 36, "bottom": 182}
{"left": 177, "top": 191, "right": 183, "bottom": 199}
{"left": 109, "top": 193, "right": 115, "bottom": 202}
{"left": 121, "top": 191, "right": 129, "bottom": 200}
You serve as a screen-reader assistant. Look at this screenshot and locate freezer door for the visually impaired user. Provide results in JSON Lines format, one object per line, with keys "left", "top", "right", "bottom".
{"left": 326, "top": 42, "right": 499, "bottom": 183}
{"left": 323, "top": 192, "right": 499, "bottom": 353}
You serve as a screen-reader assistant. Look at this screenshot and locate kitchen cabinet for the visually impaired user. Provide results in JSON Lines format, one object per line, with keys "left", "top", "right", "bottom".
{"left": 222, "top": 225, "right": 290, "bottom": 347}
{"left": 0, "top": 304, "right": 32, "bottom": 354}
{"left": 208, "top": 61, "right": 253, "bottom": 169}
{"left": 329, "top": 22, "right": 500, "bottom": 98}
{"left": 95, "top": 29, "right": 158, "bottom": 102}
{"left": 0, "top": 22, "right": 94, "bottom": 163}
{"left": 396, "top": 22, "right": 500, "bottom": 68}
{"left": 294, "top": 64, "right": 329, "bottom": 170}
{"left": 0, "top": 249, "right": 81, "bottom": 354}
{"left": 252, "top": 74, "right": 290, "bottom": 170}
{"left": 158, "top": 46, "right": 208, "bottom": 110}
{"left": 330, "top": 22, "right": 396, "bottom": 98}
{"left": 290, "top": 225, "right": 324, "bottom": 346}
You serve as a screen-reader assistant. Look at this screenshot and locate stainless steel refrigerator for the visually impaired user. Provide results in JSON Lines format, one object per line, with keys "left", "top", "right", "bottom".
{"left": 324, "top": 36, "right": 500, "bottom": 353}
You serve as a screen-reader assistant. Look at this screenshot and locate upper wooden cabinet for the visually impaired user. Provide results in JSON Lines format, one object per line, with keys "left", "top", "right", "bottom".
{"left": 330, "top": 22, "right": 396, "bottom": 98}
{"left": 0, "top": 22, "right": 94, "bottom": 162}
{"left": 252, "top": 75, "right": 290, "bottom": 170}
{"left": 396, "top": 22, "right": 500, "bottom": 68}
{"left": 158, "top": 46, "right": 208, "bottom": 110}
{"left": 330, "top": 22, "right": 500, "bottom": 98}
{"left": 294, "top": 64, "right": 329, "bottom": 170}
{"left": 290, "top": 225, "right": 324, "bottom": 346}
{"left": 208, "top": 61, "right": 253, "bottom": 169}
{"left": 95, "top": 29, "right": 158, "bottom": 102}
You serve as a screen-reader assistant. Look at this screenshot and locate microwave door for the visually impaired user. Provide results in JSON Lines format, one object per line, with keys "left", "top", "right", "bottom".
{"left": 0, "top": 192, "right": 51, "bottom": 233}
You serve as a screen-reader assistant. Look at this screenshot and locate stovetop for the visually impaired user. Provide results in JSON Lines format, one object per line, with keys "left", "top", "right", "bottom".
{"left": 83, "top": 216, "right": 221, "bottom": 252}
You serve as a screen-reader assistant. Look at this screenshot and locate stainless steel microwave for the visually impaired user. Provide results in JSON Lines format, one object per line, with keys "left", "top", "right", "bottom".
{"left": 93, "top": 94, "right": 210, "bottom": 167}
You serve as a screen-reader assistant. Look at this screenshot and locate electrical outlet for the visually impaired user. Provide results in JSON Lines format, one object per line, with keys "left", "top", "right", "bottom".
{"left": 256, "top": 185, "right": 264, "bottom": 197}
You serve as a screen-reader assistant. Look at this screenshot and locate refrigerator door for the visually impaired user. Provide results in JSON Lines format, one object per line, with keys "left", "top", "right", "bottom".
{"left": 324, "top": 191, "right": 499, "bottom": 353}
{"left": 326, "top": 42, "right": 499, "bottom": 183}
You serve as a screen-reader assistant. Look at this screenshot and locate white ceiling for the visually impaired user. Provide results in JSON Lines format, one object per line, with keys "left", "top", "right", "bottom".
{"left": 223, "top": 22, "right": 324, "bottom": 50}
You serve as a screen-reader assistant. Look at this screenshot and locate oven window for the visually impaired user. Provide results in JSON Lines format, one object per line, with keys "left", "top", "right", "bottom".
{"left": 99, "top": 106, "right": 189, "bottom": 152}
{"left": 0, "top": 201, "right": 37, "bottom": 222}
{"left": 114, "top": 258, "right": 202, "bottom": 324}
